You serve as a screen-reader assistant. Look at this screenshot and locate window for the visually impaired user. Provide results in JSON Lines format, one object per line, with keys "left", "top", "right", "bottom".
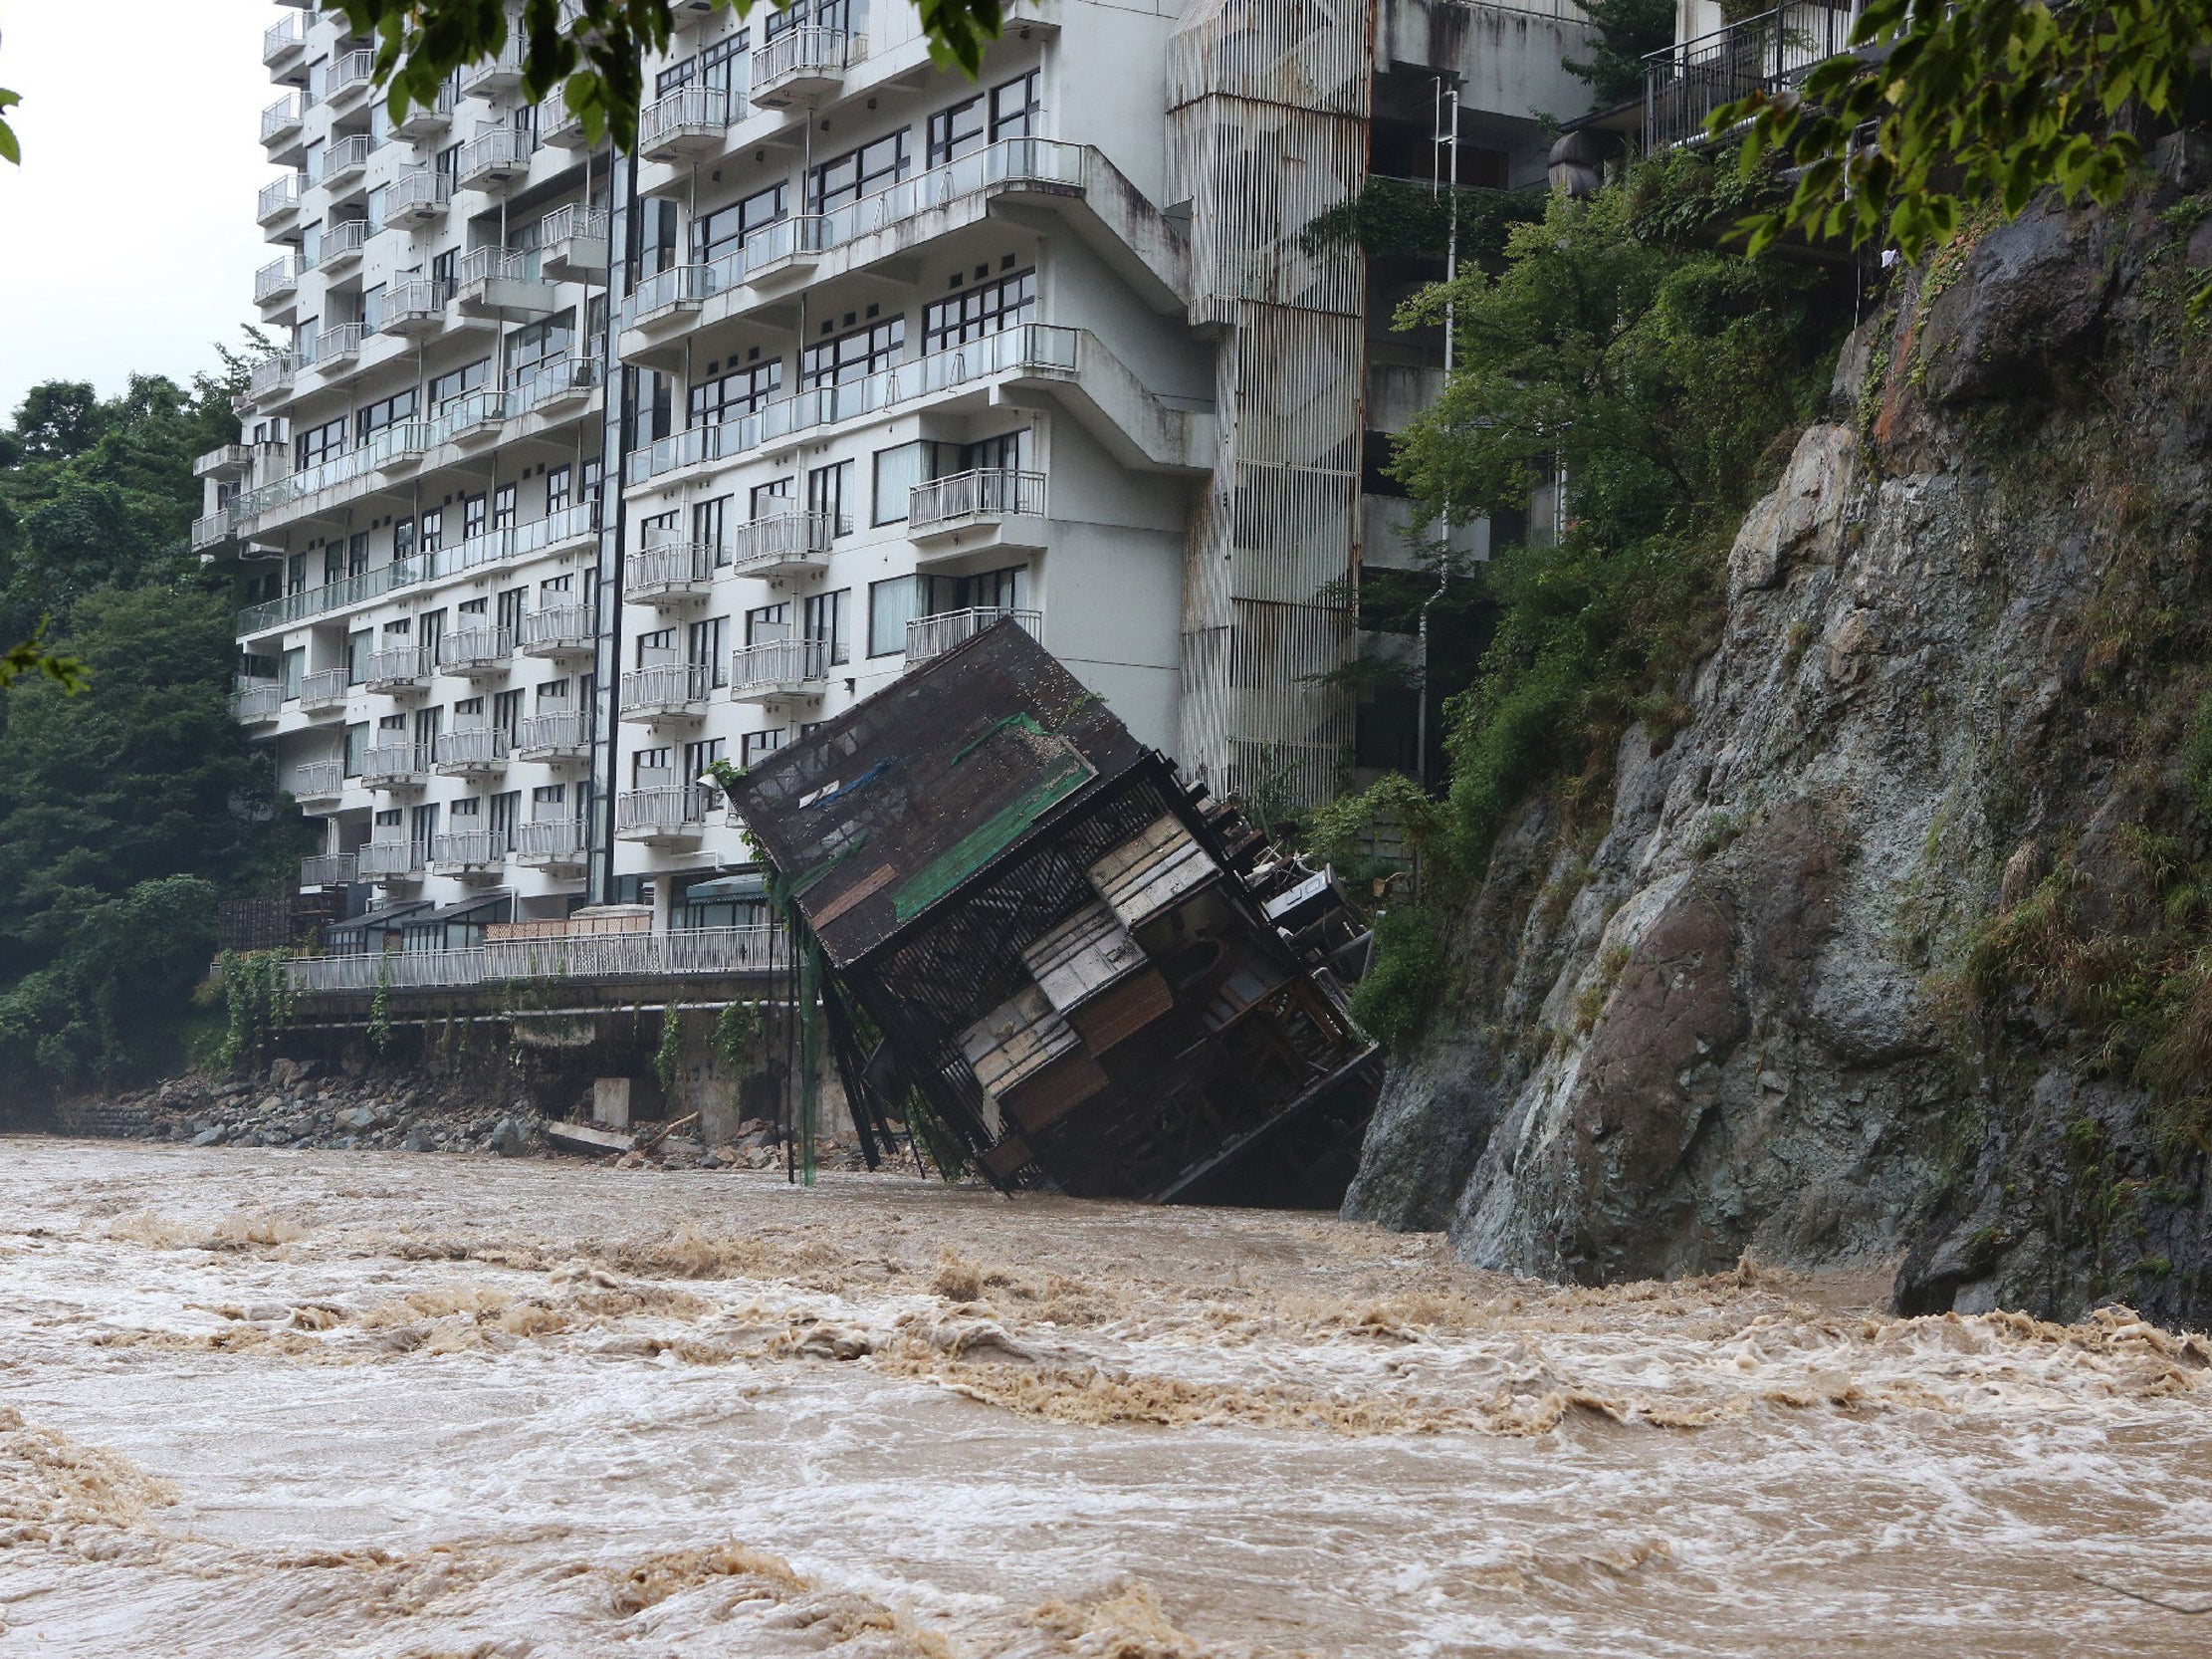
{"left": 492, "top": 689, "right": 523, "bottom": 740}
{"left": 506, "top": 310, "right": 575, "bottom": 386}
{"left": 633, "top": 198, "right": 679, "bottom": 280}
{"left": 348, "top": 531, "right": 370, "bottom": 577}
{"left": 625, "top": 365, "right": 674, "bottom": 442}
{"left": 427, "top": 356, "right": 490, "bottom": 409}
{"left": 635, "top": 627, "right": 677, "bottom": 667}
{"left": 492, "top": 483, "right": 516, "bottom": 530}
{"left": 364, "top": 184, "right": 386, "bottom": 235}
{"left": 693, "top": 496, "right": 730, "bottom": 565}
{"left": 361, "top": 283, "right": 385, "bottom": 334}
{"left": 689, "top": 615, "right": 729, "bottom": 687}
{"left": 324, "top": 547, "right": 344, "bottom": 586}
{"left": 744, "top": 602, "right": 788, "bottom": 646}
{"left": 454, "top": 694, "right": 485, "bottom": 719}
{"left": 512, "top": 101, "right": 538, "bottom": 151}
{"left": 807, "top": 130, "right": 909, "bottom": 214}
{"left": 872, "top": 441, "right": 927, "bottom": 525}
{"left": 803, "top": 590, "right": 849, "bottom": 665}
{"left": 462, "top": 493, "right": 487, "bottom": 541}
{"left": 636, "top": 509, "right": 679, "bottom": 548}
{"left": 868, "top": 576, "right": 920, "bottom": 657}
{"left": 688, "top": 359, "right": 780, "bottom": 426}
{"left": 490, "top": 790, "right": 520, "bottom": 850}
{"left": 280, "top": 647, "right": 306, "bottom": 699}
{"left": 346, "top": 630, "right": 372, "bottom": 683}
{"left": 684, "top": 738, "right": 726, "bottom": 781}
{"left": 431, "top": 246, "right": 458, "bottom": 288}
{"left": 923, "top": 267, "right": 1034, "bottom": 352}
{"left": 413, "top": 705, "right": 442, "bottom": 748}
{"left": 539, "top": 576, "right": 573, "bottom": 602}
{"left": 632, "top": 746, "right": 672, "bottom": 787}
{"left": 532, "top": 783, "right": 566, "bottom": 812}
{"left": 410, "top": 802, "right": 441, "bottom": 847}
{"left": 801, "top": 319, "right": 903, "bottom": 389}
{"left": 742, "top": 728, "right": 785, "bottom": 767}
{"left": 458, "top": 597, "right": 488, "bottom": 620}
{"left": 806, "top": 459, "right": 853, "bottom": 536}
{"left": 296, "top": 415, "right": 346, "bottom": 468}
{"left": 927, "top": 95, "right": 986, "bottom": 167}
{"left": 964, "top": 428, "right": 1032, "bottom": 472}
{"left": 420, "top": 508, "right": 443, "bottom": 553}
{"left": 694, "top": 182, "right": 785, "bottom": 264}
{"left": 356, "top": 388, "right": 417, "bottom": 442}
{"left": 697, "top": 33, "right": 748, "bottom": 97}
{"left": 495, "top": 587, "right": 526, "bottom": 635}
{"left": 991, "top": 69, "right": 1042, "bottom": 140}
{"left": 287, "top": 553, "right": 307, "bottom": 595}
{"left": 435, "top": 143, "right": 460, "bottom": 189}
{"left": 303, "top": 138, "right": 325, "bottom": 186}
{"left": 343, "top": 722, "right": 369, "bottom": 777}
{"left": 749, "top": 478, "right": 793, "bottom": 519}
{"left": 546, "top": 464, "right": 571, "bottom": 514}
{"left": 393, "top": 516, "right": 416, "bottom": 561}
{"left": 450, "top": 796, "right": 481, "bottom": 821}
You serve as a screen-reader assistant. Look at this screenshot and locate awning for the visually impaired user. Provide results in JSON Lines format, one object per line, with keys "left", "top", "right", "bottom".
{"left": 682, "top": 871, "right": 769, "bottom": 902}
{"left": 402, "top": 890, "right": 516, "bottom": 925}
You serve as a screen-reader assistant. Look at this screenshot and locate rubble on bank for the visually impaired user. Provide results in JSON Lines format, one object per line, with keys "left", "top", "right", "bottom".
{"left": 56, "top": 1061, "right": 878, "bottom": 1175}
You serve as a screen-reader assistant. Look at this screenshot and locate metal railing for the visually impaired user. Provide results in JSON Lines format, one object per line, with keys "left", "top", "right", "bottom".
{"left": 385, "top": 167, "right": 453, "bottom": 221}
{"left": 360, "top": 742, "right": 431, "bottom": 785}
{"left": 910, "top": 467, "right": 1046, "bottom": 530}
{"left": 511, "top": 498, "right": 600, "bottom": 555}
{"left": 298, "top": 667, "right": 350, "bottom": 707}
{"left": 289, "top": 924, "right": 786, "bottom": 994}
{"left": 516, "top": 819, "right": 587, "bottom": 860}
{"left": 519, "top": 605, "right": 594, "bottom": 655}
{"left": 624, "top": 541, "right": 713, "bottom": 595}
{"left": 247, "top": 352, "right": 299, "bottom": 398}
{"left": 363, "top": 645, "right": 430, "bottom": 688}
{"left": 263, "top": 15, "right": 304, "bottom": 62}
{"left": 440, "top": 388, "right": 509, "bottom": 438}
{"left": 618, "top": 662, "right": 712, "bottom": 714}
{"left": 301, "top": 851, "right": 358, "bottom": 886}
{"left": 311, "top": 218, "right": 368, "bottom": 268}
{"left": 750, "top": 26, "right": 857, "bottom": 95}
{"left": 732, "top": 636, "right": 829, "bottom": 692}
{"left": 381, "top": 277, "right": 452, "bottom": 331}
{"left": 321, "top": 132, "right": 376, "bottom": 184}
{"left": 727, "top": 510, "right": 834, "bottom": 576}
{"left": 329, "top": 48, "right": 376, "bottom": 101}
{"left": 514, "top": 708, "right": 594, "bottom": 754}
{"left": 436, "top": 625, "right": 515, "bottom": 671}
{"left": 260, "top": 95, "right": 304, "bottom": 143}
{"left": 355, "top": 839, "right": 428, "bottom": 878}
{"left": 905, "top": 605, "right": 1043, "bottom": 666}
{"left": 459, "top": 33, "right": 526, "bottom": 93}
{"left": 510, "top": 355, "right": 600, "bottom": 413}
{"left": 535, "top": 202, "right": 609, "bottom": 248}
{"left": 431, "top": 829, "right": 507, "bottom": 866}
{"left": 257, "top": 173, "right": 305, "bottom": 222}
{"left": 293, "top": 759, "right": 345, "bottom": 798}
{"left": 253, "top": 257, "right": 298, "bottom": 304}
{"left": 315, "top": 323, "right": 367, "bottom": 365}
{"left": 231, "top": 680, "right": 284, "bottom": 721}
{"left": 434, "top": 727, "right": 512, "bottom": 769}
{"left": 190, "top": 510, "right": 232, "bottom": 552}
{"left": 457, "top": 125, "right": 531, "bottom": 184}
{"left": 1643, "top": 2, "right": 1862, "bottom": 152}
{"left": 616, "top": 784, "right": 716, "bottom": 832}
{"left": 620, "top": 262, "right": 715, "bottom": 329}
{"left": 458, "top": 245, "right": 541, "bottom": 290}
{"left": 821, "top": 135, "right": 1082, "bottom": 246}
{"left": 638, "top": 82, "right": 731, "bottom": 152}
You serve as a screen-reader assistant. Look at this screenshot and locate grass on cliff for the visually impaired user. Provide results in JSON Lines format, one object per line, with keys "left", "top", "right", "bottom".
{"left": 1313, "top": 151, "right": 1855, "bottom": 1048}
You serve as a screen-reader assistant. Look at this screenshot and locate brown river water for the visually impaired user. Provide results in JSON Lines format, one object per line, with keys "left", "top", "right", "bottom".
{"left": 2, "top": 1134, "right": 2209, "bottom": 1657}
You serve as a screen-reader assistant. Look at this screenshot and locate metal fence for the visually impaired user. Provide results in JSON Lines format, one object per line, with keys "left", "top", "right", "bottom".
{"left": 1643, "top": 2, "right": 1861, "bottom": 152}
{"left": 289, "top": 925, "right": 787, "bottom": 995}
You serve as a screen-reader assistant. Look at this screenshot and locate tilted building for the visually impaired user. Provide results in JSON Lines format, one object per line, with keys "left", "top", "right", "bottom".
{"left": 205, "top": 0, "right": 1596, "bottom": 979}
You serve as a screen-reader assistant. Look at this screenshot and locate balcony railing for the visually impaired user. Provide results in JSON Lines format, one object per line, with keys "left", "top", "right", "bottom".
{"left": 625, "top": 324, "right": 1080, "bottom": 485}
{"left": 909, "top": 467, "right": 1046, "bottom": 533}
{"left": 328, "top": 49, "right": 376, "bottom": 104}
{"left": 231, "top": 679, "right": 283, "bottom": 722}
{"left": 440, "top": 388, "right": 509, "bottom": 442}
{"left": 254, "top": 257, "right": 299, "bottom": 305}
{"left": 288, "top": 924, "right": 787, "bottom": 995}
{"left": 727, "top": 510, "right": 834, "bottom": 578}
{"left": 260, "top": 95, "right": 304, "bottom": 145}
{"left": 362, "top": 645, "right": 430, "bottom": 690}
{"left": 519, "top": 604, "right": 594, "bottom": 656}
{"left": 385, "top": 167, "right": 453, "bottom": 226}
{"left": 819, "top": 135, "right": 1083, "bottom": 248}
{"left": 320, "top": 133, "right": 377, "bottom": 188}
{"left": 615, "top": 784, "right": 715, "bottom": 834}
{"left": 749, "top": 26, "right": 858, "bottom": 106}
{"left": 731, "top": 636, "right": 829, "bottom": 696}
{"left": 381, "top": 277, "right": 453, "bottom": 335}
{"left": 263, "top": 15, "right": 305, "bottom": 65}
{"left": 298, "top": 667, "right": 350, "bottom": 709}
{"left": 293, "top": 760, "right": 345, "bottom": 800}
{"left": 638, "top": 83, "right": 731, "bottom": 160}
{"left": 314, "top": 323, "right": 367, "bottom": 367}
{"left": 618, "top": 662, "right": 712, "bottom": 717}
{"left": 536, "top": 201, "right": 609, "bottom": 249}
{"left": 257, "top": 172, "right": 306, "bottom": 223}
{"left": 1643, "top": 2, "right": 1861, "bottom": 152}
{"left": 360, "top": 743, "right": 431, "bottom": 787}
{"left": 456, "top": 126, "right": 532, "bottom": 190}
{"left": 310, "top": 217, "right": 369, "bottom": 270}
{"left": 431, "top": 829, "right": 507, "bottom": 867}
{"left": 619, "top": 262, "right": 714, "bottom": 331}
{"left": 301, "top": 850, "right": 358, "bottom": 886}
{"left": 905, "top": 605, "right": 1043, "bottom": 667}
{"left": 513, "top": 708, "right": 594, "bottom": 757}
{"left": 356, "top": 839, "right": 429, "bottom": 879}
{"left": 623, "top": 540, "right": 713, "bottom": 598}
{"left": 516, "top": 819, "right": 588, "bottom": 863}
{"left": 511, "top": 498, "right": 600, "bottom": 557}
{"left": 436, "top": 625, "right": 515, "bottom": 673}
{"left": 190, "top": 510, "right": 233, "bottom": 553}
{"left": 393, "top": 78, "right": 458, "bottom": 139}
{"left": 459, "top": 33, "right": 526, "bottom": 95}
{"left": 247, "top": 352, "right": 300, "bottom": 401}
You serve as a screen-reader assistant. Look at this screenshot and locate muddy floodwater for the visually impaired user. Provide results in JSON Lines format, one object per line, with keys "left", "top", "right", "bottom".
{"left": 3, "top": 1137, "right": 2210, "bottom": 1657}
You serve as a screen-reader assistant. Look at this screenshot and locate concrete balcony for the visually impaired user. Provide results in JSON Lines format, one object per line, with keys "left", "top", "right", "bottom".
{"left": 256, "top": 172, "right": 305, "bottom": 227}
{"left": 313, "top": 323, "right": 366, "bottom": 372}
{"left": 292, "top": 760, "right": 345, "bottom": 806}
{"left": 622, "top": 542, "right": 713, "bottom": 606}
{"left": 456, "top": 247, "right": 556, "bottom": 321}
{"left": 368, "top": 418, "right": 437, "bottom": 472}
{"left": 618, "top": 264, "right": 713, "bottom": 338}
{"left": 438, "top": 389, "right": 509, "bottom": 449}
{"left": 328, "top": 49, "right": 376, "bottom": 109}
{"left": 637, "top": 83, "right": 731, "bottom": 162}
{"left": 734, "top": 213, "right": 827, "bottom": 287}
{"left": 190, "top": 510, "right": 234, "bottom": 554}
{"left": 263, "top": 15, "right": 306, "bottom": 71}
{"left": 301, "top": 850, "right": 358, "bottom": 887}
{"left": 617, "top": 663, "right": 711, "bottom": 723}
{"left": 356, "top": 838, "right": 428, "bottom": 881}
{"left": 615, "top": 784, "right": 712, "bottom": 846}
{"left": 362, "top": 645, "right": 431, "bottom": 693}
{"left": 261, "top": 95, "right": 305, "bottom": 161}
{"left": 748, "top": 27, "right": 859, "bottom": 109}
{"left": 360, "top": 743, "right": 431, "bottom": 790}
{"left": 541, "top": 83, "right": 587, "bottom": 148}
{"left": 456, "top": 126, "right": 532, "bottom": 192}
{"left": 431, "top": 830, "right": 508, "bottom": 878}
{"left": 727, "top": 510, "right": 834, "bottom": 580}
{"left": 231, "top": 678, "right": 283, "bottom": 724}
{"left": 537, "top": 203, "right": 609, "bottom": 284}
{"left": 311, "top": 216, "right": 368, "bottom": 276}
{"left": 253, "top": 257, "right": 299, "bottom": 309}
{"left": 904, "top": 605, "right": 1042, "bottom": 668}
{"left": 515, "top": 819, "right": 588, "bottom": 872}
{"left": 248, "top": 352, "right": 299, "bottom": 403}
{"left": 510, "top": 355, "right": 600, "bottom": 418}
{"left": 298, "top": 668, "right": 350, "bottom": 714}
{"left": 513, "top": 709, "right": 594, "bottom": 761}
{"left": 379, "top": 277, "right": 452, "bottom": 338}
{"left": 731, "top": 637, "right": 830, "bottom": 703}
{"left": 459, "top": 34, "right": 525, "bottom": 97}
{"left": 435, "top": 625, "right": 515, "bottom": 680}
{"left": 384, "top": 167, "right": 452, "bottom": 228}
{"left": 908, "top": 467, "right": 1047, "bottom": 556}
{"left": 393, "top": 81, "right": 456, "bottom": 141}
{"left": 432, "top": 727, "right": 510, "bottom": 778}
{"left": 512, "top": 500, "right": 601, "bottom": 560}
{"left": 519, "top": 604, "right": 594, "bottom": 660}
{"left": 194, "top": 443, "right": 259, "bottom": 481}
{"left": 320, "top": 133, "right": 376, "bottom": 194}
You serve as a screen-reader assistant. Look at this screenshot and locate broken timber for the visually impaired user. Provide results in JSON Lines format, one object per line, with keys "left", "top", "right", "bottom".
{"left": 730, "top": 619, "right": 1381, "bottom": 1208}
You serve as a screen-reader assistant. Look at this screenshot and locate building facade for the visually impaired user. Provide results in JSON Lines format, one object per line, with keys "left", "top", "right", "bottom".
{"left": 208, "top": 0, "right": 1595, "bottom": 958}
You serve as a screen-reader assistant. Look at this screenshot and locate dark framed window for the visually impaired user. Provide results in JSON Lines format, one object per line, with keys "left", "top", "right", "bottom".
{"left": 428, "top": 356, "right": 490, "bottom": 408}
{"left": 546, "top": 464, "right": 571, "bottom": 514}
{"left": 493, "top": 484, "right": 516, "bottom": 530}
{"left": 807, "top": 130, "right": 909, "bottom": 214}
{"left": 689, "top": 359, "right": 781, "bottom": 426}
{"left": 355, "top": 388, "right": 417, "bottom": 441}
{"left": 990, "top": 69, "right": 1041, "bottom": 140}
{"left": 296, "top": 415, "right": 347, "bottom": 468}
{"left": 806, "top": 459, "right": 853, "bottom": 537}
{"left": 801, "top": 318, "right": 903, "bottom": 388}
{"left": 393, "top": 517, "right": 416, "bottom": 561}
{"left": 689, "top": 615, "right": 729, "bottom": 687}
{"left": 923, "top": 267, "right": 1034, "bottom": 352}
{"left": 462, "top": 493, "right": 488, "bottom": 541}
{"left": 867, "top": 576, "right": 919, "bottom": 658}
{"left": 803, "top": 589, "right": 849, "bottom": 665}
{"left": 927, "top": 95, "right": 986, "bottom": 167}
{"left": 695, "top": 182, "right": 788, "bottom": 264}
{"left": 506, "top": 309, "right": 575, "bottom": 385}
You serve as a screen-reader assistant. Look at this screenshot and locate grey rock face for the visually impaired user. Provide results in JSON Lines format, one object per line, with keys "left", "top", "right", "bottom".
{"left": 488, "top": 1116, "right": 529, "bottom": 1157}
{"left": 1350, "top": 199, "right": 2212, "bottom": 1328}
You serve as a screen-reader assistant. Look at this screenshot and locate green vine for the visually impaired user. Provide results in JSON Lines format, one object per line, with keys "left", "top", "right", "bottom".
{"left": 367, "top": 961, "right": 393, "bottom": 1056}
{"left": 1300, "top": 177, "right": 1547, "bottom": 263}
{"left": 653, "top": 1001, "right": 685, "bottom": 1098}
{"left": 713, "top": 1001, "right": 762, "bottom": 1078}
{"left": 216, "top": 949, "right": 294, "bottom": 1070}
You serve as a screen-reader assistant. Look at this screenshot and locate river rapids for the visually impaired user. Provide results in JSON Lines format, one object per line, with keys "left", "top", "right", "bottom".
{"left": 1, "top": 1135, "right": 2208, "bottom": 1655}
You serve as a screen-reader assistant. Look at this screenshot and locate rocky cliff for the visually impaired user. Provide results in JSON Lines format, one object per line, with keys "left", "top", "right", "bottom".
{"left": 1348, "top": 181, "right": 2212, "bottom": 1329}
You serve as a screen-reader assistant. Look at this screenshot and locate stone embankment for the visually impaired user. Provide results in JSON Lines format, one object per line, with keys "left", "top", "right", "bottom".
{"left": 48, "top": 1061, "right": 874, "bottom": 1174}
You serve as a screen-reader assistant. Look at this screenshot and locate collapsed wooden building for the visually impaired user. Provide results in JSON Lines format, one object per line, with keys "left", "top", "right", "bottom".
{"left": 730, "top": 620, "right": 1380, "bottom": 1207}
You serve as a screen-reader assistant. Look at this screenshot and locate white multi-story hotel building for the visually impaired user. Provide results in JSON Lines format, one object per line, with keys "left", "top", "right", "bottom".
{"left": 208, "top": 0, "right": 1595, "bottom": 957}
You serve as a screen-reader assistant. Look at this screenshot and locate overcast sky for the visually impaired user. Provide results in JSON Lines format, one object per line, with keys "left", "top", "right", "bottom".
{"left": 0, "top": 0, "right": 272, "bottom": 421}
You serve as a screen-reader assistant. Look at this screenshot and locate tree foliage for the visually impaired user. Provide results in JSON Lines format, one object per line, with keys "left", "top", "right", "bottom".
{"left": 1560, "top": 0, "right": 1675, "bottom": 109}
{"left": 329, "top": 0, "right": 1009, "bottom": 153}
{"left": 1720, "top": 0, "right": 2212, "bottom": 268}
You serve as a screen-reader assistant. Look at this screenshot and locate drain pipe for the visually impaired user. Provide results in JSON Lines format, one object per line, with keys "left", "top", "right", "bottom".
{"left": 1416, "top": 82, "right": 1460, "bottom": 791}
